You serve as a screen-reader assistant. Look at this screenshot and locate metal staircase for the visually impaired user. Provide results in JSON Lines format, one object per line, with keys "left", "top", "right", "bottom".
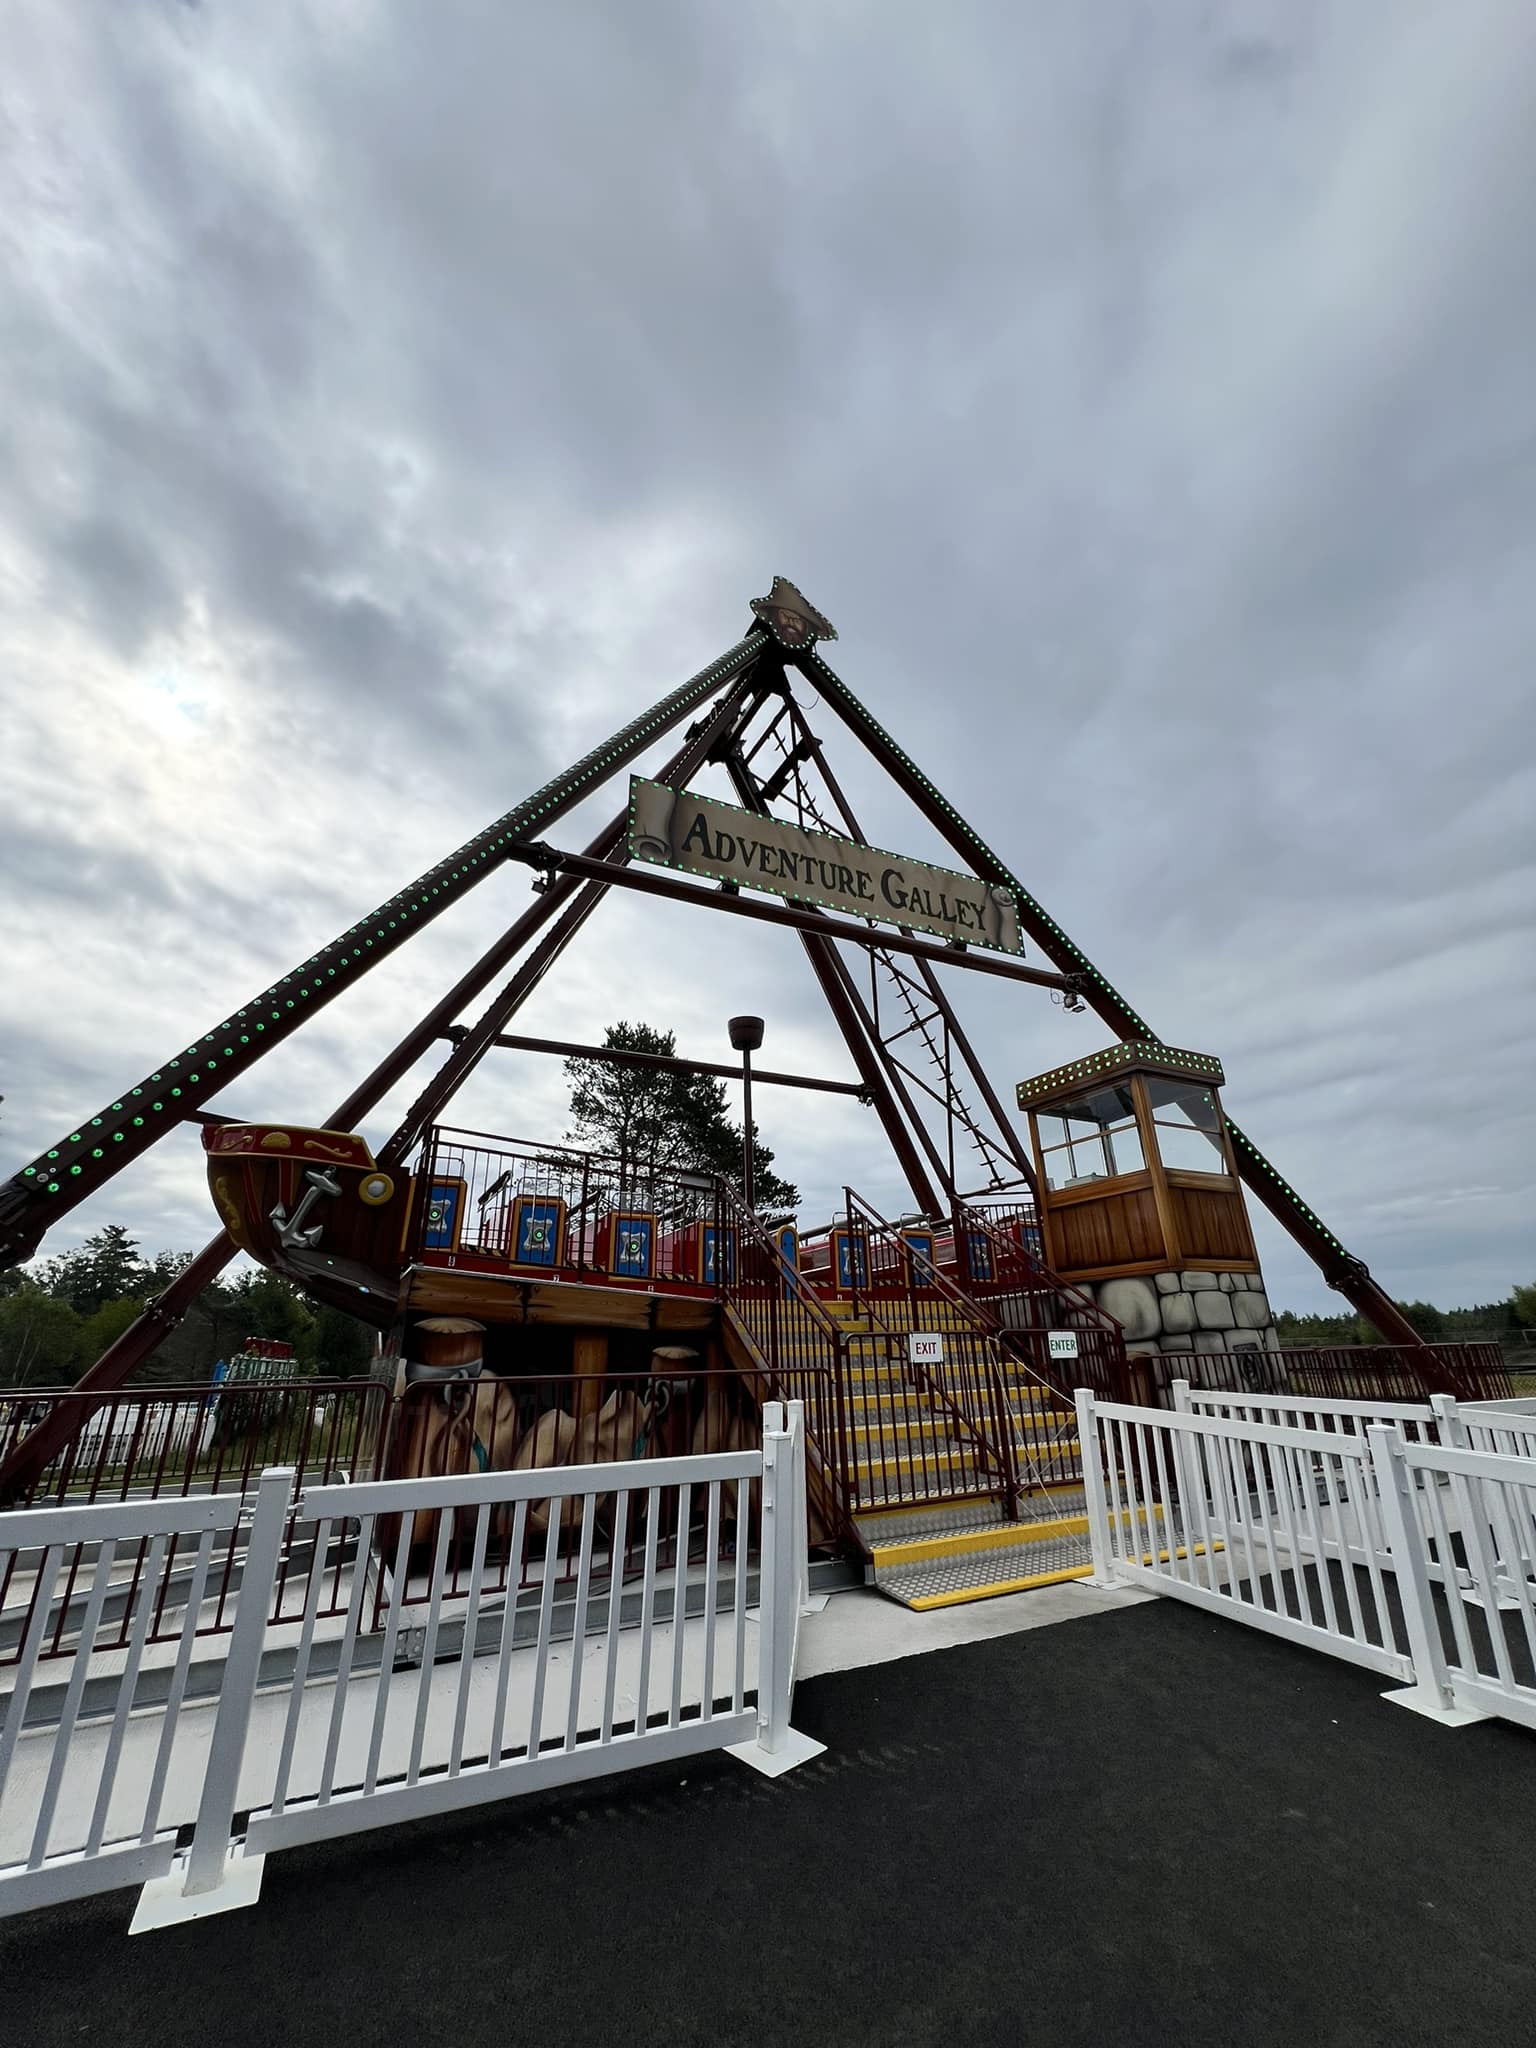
{"left": 831, "top": 1194, "right": 1115, "bottom": 1607}
{"left": 718, "top": 1187, "right": 1135, "bottom": 1609}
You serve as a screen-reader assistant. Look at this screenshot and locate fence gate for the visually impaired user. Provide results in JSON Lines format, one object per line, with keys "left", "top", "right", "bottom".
{"left": 1075, "top": 1390, "right": 1418, "bottom": 1684}
{"left": 1078, "top": 1387, "right": 1536, "bottom": 1734}
{"left": 1370, "top": 1428, "right": 1536, "bottom": 1730}
{"left": 0, "top": 1483, "right": 267, "bottom": 1918}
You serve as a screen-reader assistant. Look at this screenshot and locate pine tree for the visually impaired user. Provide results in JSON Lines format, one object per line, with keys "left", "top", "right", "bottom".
{"left": 40, "top": 1225, "right": 145, "bottom": 1316}
{"left": 565, "top": 1022, "right": 799, "bottom": 1215}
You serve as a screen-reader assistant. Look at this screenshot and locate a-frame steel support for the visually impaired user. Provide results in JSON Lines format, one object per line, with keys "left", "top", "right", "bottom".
{"left": 0, "top": 634, "right": 769, "bottom": 1269}
{"left": 762, "top": 689, "right": 1040, "bottom": 1197}
{"left": 718, "top": 718, "right": 947, "bottom": 1215}
{"left": 0, "top": 574, "right": 1433, "bottom": 1486}
{"left": 437, "top": 1030, "right": 866, "bottom": 1099}
{"left": 0, "top": 657, "right": 769, "bottom": 1500}
{"left": 788, "top": 639, "right": 1430, "bottom": 1351}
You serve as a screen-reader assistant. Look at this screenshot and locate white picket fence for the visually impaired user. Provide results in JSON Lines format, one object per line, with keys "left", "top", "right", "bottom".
{"left": 1174, "top": 1384, "right": 1445, "bottom": 1444}
{"left": 1076, "top": 1383, "right": 1536, "bottom": 1732}
{"left": 1079, "top": 1388, "right": 1417, "bottom": 1681}
{"left": 1451, "top": 1397, "right": 1536, "bottom": 1461}
{"left": 0, "top": 1403, "right": 822, "bottom": 1929}
{"left": 1179, "top": 1383, "right": 1536, "bottom": 1461}
{"left": 1379, "top": 1430, "right": 1536, "bottom": 1731}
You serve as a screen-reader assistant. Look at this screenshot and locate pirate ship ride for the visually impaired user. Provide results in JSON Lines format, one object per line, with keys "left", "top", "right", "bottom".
{"left": 3, "top": 580, "right": 1484, "bottom": 1595}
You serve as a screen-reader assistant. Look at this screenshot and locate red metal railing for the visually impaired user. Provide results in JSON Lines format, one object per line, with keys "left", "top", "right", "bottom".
{"left": 0, "top": 1380, "right": 392, "bottom": 1667}
{"left": 1128, "top": 1342, "right": 1513, "bottom": 1407}
{"left": 714, "top": 1188, "right": 851, "bottom": 1539}
{"left": 956, "top": 1197, "right": 1045, "bottom": 1259}
{"left": 839, "top": 1189, "right": 1022, "bottom": 1513}
{"left": 791, "top": 1194, "right": 1112, "bottom": 1507}
{"left": 947, "top": 1202, "right": 1130, "bottom": 1405}
{"left": 410, "top": 1127, "right": 731, "bottom": 1289}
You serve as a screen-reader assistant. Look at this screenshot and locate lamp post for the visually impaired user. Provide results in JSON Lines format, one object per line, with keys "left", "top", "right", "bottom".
{"left": 728, "top": 1015, "right": 764, "bottom": 1213}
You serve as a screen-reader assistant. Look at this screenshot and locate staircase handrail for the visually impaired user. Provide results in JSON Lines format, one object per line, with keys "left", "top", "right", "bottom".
{"left": 715, "top": 1184, "right": 853, "bottom": 1534}
{"left": 842, "top": 1189, "right": 1076, "bottom": 1409}
{"left": 843, "top": 1187, "right": 1019, "bottom": 1517}
{"left": 951, "top": 1202, "right": 1122, "bottom": 1339}
{"left": 849, "top": 1189, "right": 1112, "bottom": 1500}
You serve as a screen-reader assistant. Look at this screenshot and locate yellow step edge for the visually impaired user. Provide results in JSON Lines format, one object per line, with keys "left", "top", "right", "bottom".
{"left": 850, "top": 1425, "right": 963, "bottom": 1445}
{"left": 843, "top": 1427, "right": 1081, "bottom": 1458}
{"left": 850, "top": 1485, "right": 1081, "bottom": 1529}
{"left": 903, "top": 1561, "right": 1097, "bottom": 1609}
{"left": 854, "top": 1451, "right": 988, "bottom": 1483}
{"left": 873, "top": 1512, "right": 1094, "bottom": 1567}
{"left": 851, "top": 1444, "right": 1078, "bottom": 1480}
{"left": 871, "top": 1502, "right": 1159, "bottom": 1569}
{"left": 894, "top": 1538, "right": 1223, "bottom": 1612}
{"left": 850, "top": 1444, "right": 1082, "bottom": 1481}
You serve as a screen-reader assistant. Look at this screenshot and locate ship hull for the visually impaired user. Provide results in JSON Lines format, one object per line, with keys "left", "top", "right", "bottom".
{"left": 204, "top": 1123, "right": 411, "bottom": 1326}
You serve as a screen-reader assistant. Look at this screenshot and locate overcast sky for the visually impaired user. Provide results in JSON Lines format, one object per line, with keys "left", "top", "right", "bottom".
{"left": 2, "top": 1, "right": 1533, "bottom": 1314}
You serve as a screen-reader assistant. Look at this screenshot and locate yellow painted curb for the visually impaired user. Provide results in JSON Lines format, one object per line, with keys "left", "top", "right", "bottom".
{"left": 903, "top": 1562, "right": 1097, "bottom": 1608}
{"left": 873, "top": 1513, "right": 1092, "bottom": 1566}
{"left": 871, "top": 1501, "right": 1160, "bottom": 1569}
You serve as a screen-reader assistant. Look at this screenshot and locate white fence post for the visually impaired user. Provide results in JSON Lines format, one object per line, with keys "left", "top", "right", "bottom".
{"left": 758, "top": 1414, "right": 794, "bottom": 1752}
{"left": 1170, "top": 1378, "right": 1193, "bottom": 1416}
{"left": 727, "top": 1408, "right": 825, "bottom": 1778}
{"left": 1367, "top": 1427, "right": 1484, "bottom": 1726}
{"left": 132, "top": 1465, "right": 295, "bottom": 1930}
{"left": 1075, "top": 1390, "right": 1119, "bottom": 1588}
{"left": 1430, "top": 1394, "right": 1468, "bottom": 1449}
{"left": 785, "top": 1399, "right": 826, "bottom": 1617}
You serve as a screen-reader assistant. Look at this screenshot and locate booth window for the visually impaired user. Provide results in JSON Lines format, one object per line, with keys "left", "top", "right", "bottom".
{"left": 1144, "top": 1078, "right": 1229, "bottom": 1175}
{"left": 1036, "top": 1084, "right": 1145, "bottom": 1190}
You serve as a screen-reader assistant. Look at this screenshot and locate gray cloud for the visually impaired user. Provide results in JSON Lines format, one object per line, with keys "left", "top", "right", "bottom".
{"left": 1, "top": 0, "right": 1532, "bottom": 1316}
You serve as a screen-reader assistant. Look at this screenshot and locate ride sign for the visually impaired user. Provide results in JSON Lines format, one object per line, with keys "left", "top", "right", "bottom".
{"left": 628, "top": 777, "right": 1023, "bottom": 956}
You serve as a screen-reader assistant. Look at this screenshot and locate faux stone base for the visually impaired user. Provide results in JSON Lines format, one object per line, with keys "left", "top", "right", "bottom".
{"left": 1078, "top": 1267, "right": 1278, "bottom": 1359}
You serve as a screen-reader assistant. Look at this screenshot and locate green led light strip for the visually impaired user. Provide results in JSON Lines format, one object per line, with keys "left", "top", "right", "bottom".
{"left": 797, "top": 648, "right": 1354, "bottom": 1252}
{"left": 9, "top": 635, "right": 764, "bottom": 1214}
{"left": 1225, "top": 1120, "right": 1343, "bottom": 1249}
{"left": 800, "top": 647, "right": 1153, "bottom": 1030}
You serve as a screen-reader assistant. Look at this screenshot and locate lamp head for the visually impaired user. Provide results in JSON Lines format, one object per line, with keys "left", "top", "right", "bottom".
{"left": 728, "top": 1014, "right": 765, "bottom": 1054}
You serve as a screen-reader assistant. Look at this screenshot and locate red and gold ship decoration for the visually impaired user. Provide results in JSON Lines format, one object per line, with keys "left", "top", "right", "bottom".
{"left": 204, "top": 1122, "right": 413, "bottom": 1324}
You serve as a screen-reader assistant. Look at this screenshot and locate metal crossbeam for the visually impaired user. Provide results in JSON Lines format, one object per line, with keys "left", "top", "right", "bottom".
{"left": 437, "top": 1028, "right": 866, "bottom": 1098}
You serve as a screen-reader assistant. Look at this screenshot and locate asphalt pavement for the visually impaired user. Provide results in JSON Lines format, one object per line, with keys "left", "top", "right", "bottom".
{"left": 3, "top": 1593, "right": 1535, "bottom": 2047}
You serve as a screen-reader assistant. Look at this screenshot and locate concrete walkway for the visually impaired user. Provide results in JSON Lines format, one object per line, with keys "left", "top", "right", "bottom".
{"left": 797, "top": 1570, "right": 1152, "bottom": 1679}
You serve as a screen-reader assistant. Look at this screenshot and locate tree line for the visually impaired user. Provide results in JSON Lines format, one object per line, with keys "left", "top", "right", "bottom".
{"left": 562, "top": 1021, "right": 800, "bottom": 1213}
{"left": 1276, "top": 1284, "right": 1536, "bottom": 1351}
{"left": 0, "top": 1225, "right": 374, "bottom": 1390}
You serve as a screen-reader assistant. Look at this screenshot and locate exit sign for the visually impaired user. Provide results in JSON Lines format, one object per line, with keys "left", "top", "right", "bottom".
{"left": 908, "top": 1332, "right": 944, "bottom": 1367}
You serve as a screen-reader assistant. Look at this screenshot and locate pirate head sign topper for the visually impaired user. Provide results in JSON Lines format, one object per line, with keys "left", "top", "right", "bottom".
{"left": 750, "top": 577, "right": 837, "bottom": 651}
